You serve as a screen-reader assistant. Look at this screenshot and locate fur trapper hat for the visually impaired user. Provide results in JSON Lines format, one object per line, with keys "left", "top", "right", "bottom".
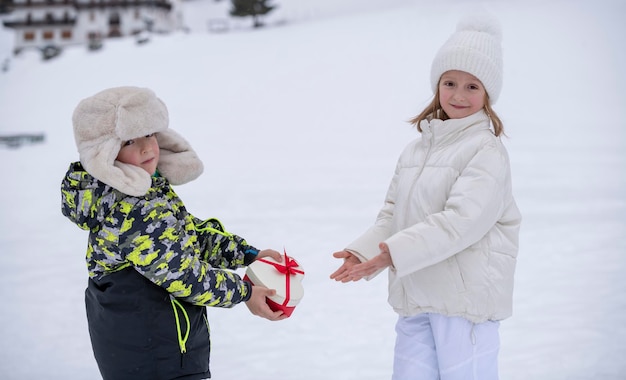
{"left": 72, "top": 86, "right": 204, "bottom": 196}
{"left": 430, "top": 13, "right": 504, "bottom": 103}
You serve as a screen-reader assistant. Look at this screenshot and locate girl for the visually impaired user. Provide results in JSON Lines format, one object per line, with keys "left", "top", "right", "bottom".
{"left": 61, "top": 86, "right": 285, "bottom": 380}
{"left": 331, "top": 15, "right": 521, "bottom": 380}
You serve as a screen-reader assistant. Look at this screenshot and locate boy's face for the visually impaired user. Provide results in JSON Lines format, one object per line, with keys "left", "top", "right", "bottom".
{"left": 117, "top": 133, "right": 160, "bottom": 175}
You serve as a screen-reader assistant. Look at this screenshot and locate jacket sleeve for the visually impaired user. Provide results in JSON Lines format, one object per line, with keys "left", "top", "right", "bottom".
{"left": 193, "top": 217, "right": 259, "bottom": 269}
{"left": 344, "top": 156, "right": 402, "bottom": 280}
{"left": 115, "top": 201, "right": 252, "bottom": 307}
{"left": 385, "top": 143, "right": 510, "bottom": 278}
{"left": 346, "top": 160, "right": 399, "bottom": 262}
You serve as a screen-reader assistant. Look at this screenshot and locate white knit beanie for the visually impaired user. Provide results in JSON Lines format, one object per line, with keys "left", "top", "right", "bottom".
{"left": 72, "top": 86, "right": 204, "bottom": 196}
{"left": 430, "top": 13, "right": 504, "bottom": 103}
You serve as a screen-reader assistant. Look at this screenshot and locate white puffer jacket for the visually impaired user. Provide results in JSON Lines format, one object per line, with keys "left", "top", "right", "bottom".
{"left": 347, "top": 110, "right": 521, "bottom": 323}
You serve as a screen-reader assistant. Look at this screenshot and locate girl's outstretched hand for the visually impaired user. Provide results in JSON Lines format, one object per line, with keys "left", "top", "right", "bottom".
{"left": 330, "top": 250, "right": 363, "bottom": 282}
{"left": 348, "top": 243, "right": 393, "bottom": 279}
{"left": 245, "top": 285, "right": 287, "bottom": 321}
{"left": 256, "top": 249, "right": 283, "bottom": 262}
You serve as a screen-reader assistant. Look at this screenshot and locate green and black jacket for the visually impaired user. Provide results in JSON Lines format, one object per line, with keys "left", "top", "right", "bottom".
{"left": 61, "top": 161, "right": 259, "bottom": 380}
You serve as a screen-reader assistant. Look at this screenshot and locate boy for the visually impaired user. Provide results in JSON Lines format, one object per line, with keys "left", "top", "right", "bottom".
{"left": 61, "top": 86, "right": 285, "bottom": 380}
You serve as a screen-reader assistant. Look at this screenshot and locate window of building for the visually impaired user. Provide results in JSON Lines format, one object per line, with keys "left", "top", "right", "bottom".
{"left": 43, "top": 30, "right": 54, "bottom": 40}
{"left": 24, "top": 31, "right": 35, "bottom": 41}
{"left": 109, "top": 12, "right": 120, "bottom": 26}
{"left": 61, "top": 29, "right": 72, "bottom": 39}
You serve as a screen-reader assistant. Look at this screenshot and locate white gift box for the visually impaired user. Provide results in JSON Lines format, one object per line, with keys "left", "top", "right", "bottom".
{"left": 244, "top": 254, "right": 304, "bottom": 317}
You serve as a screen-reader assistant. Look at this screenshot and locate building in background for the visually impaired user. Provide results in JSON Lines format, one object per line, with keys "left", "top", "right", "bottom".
{"left": 1, "top": 0, "right": 181, "bottom": 56}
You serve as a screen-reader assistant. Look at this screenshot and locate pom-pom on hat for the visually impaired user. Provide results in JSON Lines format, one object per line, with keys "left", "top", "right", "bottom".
{"left": 430, "top": 13, "right": 504, "bottom": 103}
{"left": 72, "top": 86, "right": 204, "bottom": 196}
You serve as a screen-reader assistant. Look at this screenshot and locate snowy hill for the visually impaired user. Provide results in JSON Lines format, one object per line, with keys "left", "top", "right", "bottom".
{"left": 0, "top": 0, "right": 625, "bottom": 379}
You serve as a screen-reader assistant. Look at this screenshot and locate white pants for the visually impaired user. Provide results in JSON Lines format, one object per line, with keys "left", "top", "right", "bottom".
{"left": 392, "top": 313, "right": 500, "bottom": 380}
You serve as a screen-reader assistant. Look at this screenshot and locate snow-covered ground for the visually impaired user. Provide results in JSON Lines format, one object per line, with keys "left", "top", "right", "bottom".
{"left": 1, "top": 0, "right": 625, "bottom": 379}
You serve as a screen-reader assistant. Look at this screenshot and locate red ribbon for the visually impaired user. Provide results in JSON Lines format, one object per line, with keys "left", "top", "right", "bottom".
{"left": 257, "top": 249, "right": 304, "bottom": 307}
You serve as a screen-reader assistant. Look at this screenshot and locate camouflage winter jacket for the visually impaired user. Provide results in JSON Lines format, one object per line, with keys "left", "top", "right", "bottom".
{"left": 61, "top": 161, "right": 258, "bottom": 307}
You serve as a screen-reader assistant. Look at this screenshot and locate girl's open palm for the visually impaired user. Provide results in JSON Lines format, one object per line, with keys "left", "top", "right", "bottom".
{"left": 349, "top": 243, "right": 392, "bottom": 279}
{"left": 330, "top": 250, "right": 363, "bottom": 282}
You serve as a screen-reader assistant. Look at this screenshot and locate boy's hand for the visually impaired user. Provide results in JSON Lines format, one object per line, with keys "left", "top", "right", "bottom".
{"left": 245, "top": 285, "right": 287, "bottom": 321}
{"left": 256, "top": 249, "right": 283, "bottom": 262}
{"left": 330, "top": 250, "right": 363, "bottom": 283}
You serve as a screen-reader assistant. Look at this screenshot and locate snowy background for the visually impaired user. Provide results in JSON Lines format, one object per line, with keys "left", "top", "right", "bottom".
{"left": 1, "top": 0, "right": 625, "bottom": 379}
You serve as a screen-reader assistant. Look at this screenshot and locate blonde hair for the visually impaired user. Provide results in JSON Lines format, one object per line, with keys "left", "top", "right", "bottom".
{"left": 409, "top": 86, "right": 504, "bottom": 137}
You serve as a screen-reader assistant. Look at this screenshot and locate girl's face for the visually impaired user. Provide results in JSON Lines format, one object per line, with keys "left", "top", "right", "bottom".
{"left": 438, "top": 70, "right": 486, "bottom": 119}
{"left": 116, "top": 133, "right": 160, "bottom": 175}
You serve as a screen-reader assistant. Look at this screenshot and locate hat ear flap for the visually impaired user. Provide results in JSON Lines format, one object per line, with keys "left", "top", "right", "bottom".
{"left": 79, "top": 137, "right": 152, "bottom": 196}
{"left": 156, "top": 129, "right": 204, "bottom": 185}
{"left": 111, "top": 161, "right": 153, "bottom": 196}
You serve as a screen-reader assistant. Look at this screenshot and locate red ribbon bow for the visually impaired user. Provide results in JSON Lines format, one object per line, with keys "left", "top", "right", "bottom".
{"left": 257, "top": 249, "right": 304, "bottom": 307}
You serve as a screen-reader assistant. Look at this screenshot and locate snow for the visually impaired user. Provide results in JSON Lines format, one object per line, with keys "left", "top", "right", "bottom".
{"left": 1, "top": 0, "right": 625, "bottom": 379}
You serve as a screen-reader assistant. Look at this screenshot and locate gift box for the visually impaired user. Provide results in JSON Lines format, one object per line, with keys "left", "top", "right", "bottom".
{"left": 244, "top": 251, "right": 304, "bottom": 317}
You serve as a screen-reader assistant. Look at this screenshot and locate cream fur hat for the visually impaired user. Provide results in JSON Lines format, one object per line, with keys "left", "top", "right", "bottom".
{"left": 72, "top": 86, "right": 204, "bottom": 196}
{"left": 430, "top": 13, "right": 504, "bottom": 103}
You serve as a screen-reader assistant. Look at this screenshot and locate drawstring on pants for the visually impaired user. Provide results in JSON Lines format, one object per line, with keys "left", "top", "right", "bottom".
{"left": 170, "top": 297, "right": 190, "bottom": 354}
